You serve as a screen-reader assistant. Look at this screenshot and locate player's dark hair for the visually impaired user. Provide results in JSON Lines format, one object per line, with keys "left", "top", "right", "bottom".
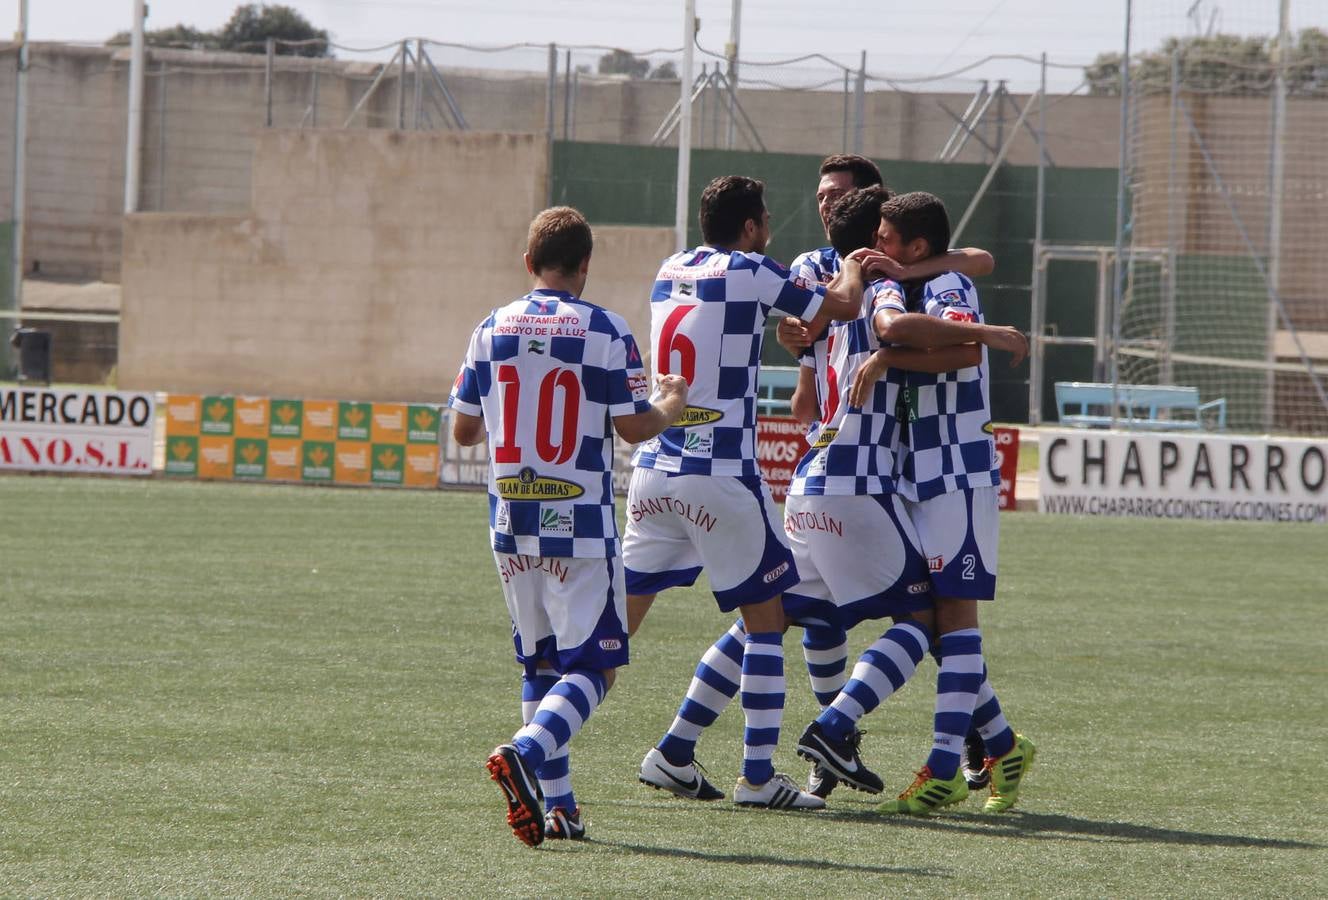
{"left": 826, "top": 185, "right": 892, "bottom": 256}
{"left": 880, "top": 191, "right": 951, "bottom": 258}
{"left": 819, "top": 154, "right": 884, "bottom": 189}
{"left": 698, "top": 175, "right": 766, "bottom": 247}
{"left": 527, "top": 206, "right": 593, "bottom": 275}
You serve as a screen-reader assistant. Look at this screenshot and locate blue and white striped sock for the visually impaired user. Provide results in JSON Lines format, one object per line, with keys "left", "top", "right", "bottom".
{"left": 801, "top": 625, "right": 849, "bottom": 709}
{"left": 740, "top": 631, "right": 785, "bottom": 786}
{"left": 817, "top": 620, "right": 931, "bottom": 740}
{"left": 521, "top": 672, "right": 573, "bottom": 812}
{"left": 971, "top": 667, "right": 1015, "bottom": 760}
{"left": 926, "top": 628, "right": 985, "bottom": 780}
{"left": 657, "top": 620, "right": 745, "bottom": 766}
{"left": 512, "top": 669, "right": 608, "bottom": 773}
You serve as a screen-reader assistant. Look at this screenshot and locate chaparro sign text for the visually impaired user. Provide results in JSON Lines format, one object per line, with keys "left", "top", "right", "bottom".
{"left": 0, "top": 388, "right": 155, "bottom": 476}
{"left": 1039, "top": 428, "right": 1327, "bottom": 524}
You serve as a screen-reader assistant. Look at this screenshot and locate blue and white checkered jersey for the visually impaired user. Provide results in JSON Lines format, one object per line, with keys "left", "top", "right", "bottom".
{"left": 789, "top": 247, "right": 840, "bottom": 394}
{"left": 631, "top": 246, "right": 826, "bottom": 476}
{"left": 873, "top": 271, "right": 999, "bottom": 501}
{"left": 789, "top": 277, "right": 901, "bottom": 497}
{"left": 449, "top": 289, "right": 653, "bottom": 557}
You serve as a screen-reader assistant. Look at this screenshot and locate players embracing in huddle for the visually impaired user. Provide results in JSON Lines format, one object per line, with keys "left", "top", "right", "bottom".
{"left": 453, "top": 158, "right": 1036, "bottom": 849}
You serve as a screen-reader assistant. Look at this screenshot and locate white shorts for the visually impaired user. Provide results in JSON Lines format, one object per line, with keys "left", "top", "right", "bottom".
{"left": 621, "top": 468, "right": 799, "bottom": 612}
{"left": 493, "top": 552, "right": 629, "bottom": 675}
{"left": 783, "top": 493, "right": 932, "bottom": 629}
{"left": 902, "top": 486, "right": 1000, "bottom": 600}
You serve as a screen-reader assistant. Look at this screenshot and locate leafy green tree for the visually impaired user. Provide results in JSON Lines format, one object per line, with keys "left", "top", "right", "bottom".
{"left": 598, "top": 49, "right": 650, "bottom": 79}
{"left": 1085, "top": 28, "right": 1328, "bottom": 96}
{"left": 107, "top": 4, "right": 330, "bottom": 58}
{"left": 218, "top": 4, "right": 330, "bottom": 57}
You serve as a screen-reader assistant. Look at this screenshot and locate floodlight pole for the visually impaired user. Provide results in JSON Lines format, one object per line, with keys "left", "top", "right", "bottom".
{"left": 4, "top": 0, "right": 29, "bottom": 377}
{"left": 675, "top": 0, "right": 696, "bottom": 251}
{"left": 725, "top": 0, "right": 740, "bottom": 150}
{"left": 124, "top": 0, "right": 147, "bottom": 214}
{"left": 1264, "top": 0, "right": 1290, "bottom": 429}
{"left": 1109, "top": 0, "right": 1133, "bottom": 428}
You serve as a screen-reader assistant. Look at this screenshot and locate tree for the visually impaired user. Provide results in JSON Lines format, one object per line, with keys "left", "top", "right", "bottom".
{"left": 1085, "top": 29, "right": 1328, "bottom": 96}
{"left": 598, "top": 49, "right": 650, "bottom": 79}
{"left": 107, "top": 3, "right": 330, "bottom": 58}
{"left": 649, "top": 61, "right": 679, "bottom": 81}
{"left": 218, "top": 4, "right": 330, "bottom": 57}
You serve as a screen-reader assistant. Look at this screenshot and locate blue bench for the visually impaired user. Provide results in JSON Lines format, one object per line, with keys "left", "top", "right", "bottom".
{"left": 757, "top": 365, "right": 803, "bottom": 416}
{"left": 1054, "top": 381, "right": 1227, "bottom": 431}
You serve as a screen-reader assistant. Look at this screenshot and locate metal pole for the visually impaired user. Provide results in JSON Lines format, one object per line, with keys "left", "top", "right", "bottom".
{"left": 414, "top": 39, "right": 425, "bottom": 129}
{"left": 1029, "top": 249, "right": 1046, "bottom": 424}
{"left": 124, "top": 0, "right": 146, "bottom": 214}
{"left": 397, "top": 40, "right": 408, "bottom": 130}
{"left": 726, "top": 0, "right": 740, "bottom": 150}
{"left": 853, "top": 51, "right": 866, "bottom": 154}
{"left": 311, "top": 68, "right": 319, "bottom": 127}
{"left": 951, "top": 92, "right": 1039, "bottom": 245}
{"left": 1265, "top": 0, "right": 1290, "bottom": 430}
{"left": 841, "top": 69, "right": 850, "bottom": 153}
{"left": 569, "top": 69, "right": 578, "bottom": 141}
{"left": 545, "top": 43, "right": 556, "bottom": 205}
{"left": 1164, "top": 48, "right": 1181, "bottom": 387}
{"left": 156, "top": 61, "right": 166, "bottom": 210}
{"left": 5, "top": 0, "right": 29, "bottom": 376}
{"left": 698, "top": 64, "right": 708, "bottom": 148}
{"left": 1109, "top": 0, "right": 1133, "bottom": 427}
{"left": 1031, "top": 54, "right": 1047, "bottom": 424}
{"left": 562, "top": 48, "right": 572, "bottom": 142}
{"left": 676, "top": 0, "right": 696, "bottom": 250}
{"left": 264, "top": 38, "right": 274, "bottom": 127}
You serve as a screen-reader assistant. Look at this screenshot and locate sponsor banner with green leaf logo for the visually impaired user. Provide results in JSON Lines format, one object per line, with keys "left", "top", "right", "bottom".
{"left": 200, "top": 396, "right": 235, "bottom": 435}
{"left": 165, "top": 436, "right": 198, "bottom": 476}
{"left": 370, "top": 443, "right": 405, "bottom": 485}
{"left": 338, "top": 402, "right": 371, "bottom": 441}
{"left": 269, "top": 399, "right": 303, "bottom": 438}
{"left": 407, "top": 404, "right": 441, "bottom": 443}
{"left": 160, "top": 393, "right": 441, "bottom": 489}
{"left": 301, "top": 440, "right": 335, "bottom": 482}
{"left": 233, "top": 438, "right": 268, "bottom": 479}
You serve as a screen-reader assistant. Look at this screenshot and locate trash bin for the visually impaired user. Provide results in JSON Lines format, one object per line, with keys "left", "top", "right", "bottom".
{"left": 9, "top": 328, "right": 52, "bottom": 384}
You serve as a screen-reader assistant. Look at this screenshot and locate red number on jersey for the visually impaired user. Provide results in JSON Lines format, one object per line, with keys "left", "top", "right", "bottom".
{"left": 658, "top": 304, "right": 698, "bottom": 384}
{"left": 536, "top": 368, "right": 581, "bottom": 465}
{"left": 495, "top": 365, "right": 522, "bottom": 463}
{"left": 822, "top": 331, "right": 840, "bottom": 423}
{"left": 493, "top": 364, "right": 582, "bottom": 465}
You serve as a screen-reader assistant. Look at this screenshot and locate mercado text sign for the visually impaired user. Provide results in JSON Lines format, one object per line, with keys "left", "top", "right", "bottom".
{"left": 0, "top": 387, "right": 154, "bottom": 475}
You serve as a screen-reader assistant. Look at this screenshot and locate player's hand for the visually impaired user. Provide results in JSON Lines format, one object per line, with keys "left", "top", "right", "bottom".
{"left": 777, "top": 316, "right": 811, "bottom": 353}
{"left": 847, "top": 351, "right": 889, "bottom": 409}
{"left": 845, "top": 248, "right": 889, "bottom": 276}
{"left": 869, "top": 253, "right": 907, "bottom": 280}
{"left": 982, "top": 326, "right": 1029, "bottom": 367}
{"left": 655, "top": 373, "right": 689, "bottom": 404}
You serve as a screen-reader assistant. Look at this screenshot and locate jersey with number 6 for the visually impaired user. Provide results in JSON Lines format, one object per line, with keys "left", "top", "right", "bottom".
{"left": 449, "top": 289, "right": 653, "bottom": 558}
{"left": 630, "top": 246, "right": 826, "bottom": 476}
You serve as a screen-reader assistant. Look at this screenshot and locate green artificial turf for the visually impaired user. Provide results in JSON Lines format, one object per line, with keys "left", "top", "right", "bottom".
{"left": 1, "top": 476, "right": 1325, "bottom": 897}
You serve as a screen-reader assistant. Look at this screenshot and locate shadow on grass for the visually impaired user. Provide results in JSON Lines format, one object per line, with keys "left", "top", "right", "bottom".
{"left": 596, "top": 839, "right": 950, "bottom": 878}
{"left": 825, "top": 808, "right": 1322, "bottom": 850}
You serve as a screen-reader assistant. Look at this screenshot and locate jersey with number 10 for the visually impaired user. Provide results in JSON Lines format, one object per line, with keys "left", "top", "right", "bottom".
{"left": 449, "top": 289, "right": 652, "bottom": 558}
{"left": 631, "top": 246, "right": 826, "bottom": 476}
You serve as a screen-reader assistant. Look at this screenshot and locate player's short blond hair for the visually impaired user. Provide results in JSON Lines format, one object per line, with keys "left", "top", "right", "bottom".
{"left": 527, "top": 207, "right": 593, "bottom": 275}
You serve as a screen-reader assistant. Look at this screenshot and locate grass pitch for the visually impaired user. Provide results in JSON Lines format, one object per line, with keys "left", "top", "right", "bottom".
{"left": 1, "top": 476, "right": 1325, "bottom": 898}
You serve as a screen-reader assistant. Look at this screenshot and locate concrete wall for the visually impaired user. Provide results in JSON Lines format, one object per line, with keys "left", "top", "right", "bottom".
{"left": 3, "top": 43, "right": 1125, "bottom": 283}
{"left": 119, "top": 129, "right": 672, "bottom": 400}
